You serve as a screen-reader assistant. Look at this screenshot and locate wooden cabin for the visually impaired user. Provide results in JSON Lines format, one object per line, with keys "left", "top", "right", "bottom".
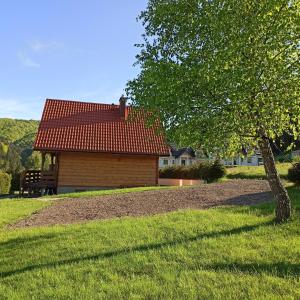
{"left": 33, "top": 97, "right": 169, "bottom": 194}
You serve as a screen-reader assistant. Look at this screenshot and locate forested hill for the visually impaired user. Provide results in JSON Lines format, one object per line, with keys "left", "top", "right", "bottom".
{"left": 0, "top": 118, "right": 40, "bottom": 177}
{"left": 0, "top": 118, "right": 39, "bottom": 143}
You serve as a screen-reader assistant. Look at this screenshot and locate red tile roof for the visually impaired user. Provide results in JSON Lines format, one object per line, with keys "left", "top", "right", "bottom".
{"left": 34, "top": 99, "right": 170, "bottom": 156}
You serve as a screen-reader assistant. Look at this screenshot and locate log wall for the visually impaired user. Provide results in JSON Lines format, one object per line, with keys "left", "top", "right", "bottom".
{"left": 57, "top": 152, "right": 158, "bottom": 190}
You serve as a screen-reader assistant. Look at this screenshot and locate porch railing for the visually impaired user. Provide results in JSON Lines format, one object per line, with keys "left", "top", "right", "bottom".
{"left": 20, "top": 169, "right": 57, "bottom": 196}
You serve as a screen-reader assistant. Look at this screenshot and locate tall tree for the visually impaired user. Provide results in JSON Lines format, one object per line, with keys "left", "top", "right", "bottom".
{"left": 24, "top": 152, "right": 42, "bottom": 170}
{"left": 127, "top": 0, "right": 300, "bottom": 222}
{"left": 5, "top": 145, "right": 23, "bottom": 175}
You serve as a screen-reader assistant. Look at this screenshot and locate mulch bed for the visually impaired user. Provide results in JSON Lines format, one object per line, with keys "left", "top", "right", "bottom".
{"left": 11, "top": 180, "right": 271, "bottom": 228}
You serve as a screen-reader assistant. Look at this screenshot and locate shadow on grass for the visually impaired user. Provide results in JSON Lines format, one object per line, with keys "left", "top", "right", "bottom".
{"left": 222, "top": 192, "right": 272, "bottom": 207}
{"left": 226, "top": 174, "right": 288, "bottom": 180}
{"left": 226, "top": 174, "right": 267, "bottom": 180}
{"left": 226, "top": 186, "right": 300, "bottom": 216}
{"left": 0, "top": 221, "right": 277, "bottom": 279}
{"left": 226, "top": 170, "right": 288, "bottom": 180}
{"left": 0, "top": 233, "right": 66, "bottom": 250}
{"left": 202, "top": 261, "right": 300, "bottom": 277}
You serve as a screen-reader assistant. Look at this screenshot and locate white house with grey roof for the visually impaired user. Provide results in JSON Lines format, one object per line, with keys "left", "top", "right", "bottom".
{"left": 222, "top": 151, "right": 263, "bottom": 166}
{"left": 159, "top": 147, "right": 196, "bottom": 168}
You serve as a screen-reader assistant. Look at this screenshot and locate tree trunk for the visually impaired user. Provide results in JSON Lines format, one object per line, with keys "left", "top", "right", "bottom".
{"left": 259, "top": 137, "right": 291, "bottom": 223}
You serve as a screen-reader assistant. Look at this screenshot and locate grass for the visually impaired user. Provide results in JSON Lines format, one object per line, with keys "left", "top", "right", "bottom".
{"left": 0, "top": 185, "right": 299, "bottom": 299}
{"left": 0, "top": 199, "right": 50, "bottom": 227}
{"left": 52, "top": 185, "right": 176, "bottom": 199}
{"left": 226, "top": 162, "right": 291, "bottom": 180}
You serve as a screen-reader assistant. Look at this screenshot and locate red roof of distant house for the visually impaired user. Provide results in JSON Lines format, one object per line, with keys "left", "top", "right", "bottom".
{"left": 34, "top": 99, "right": 170, "bottom": 156}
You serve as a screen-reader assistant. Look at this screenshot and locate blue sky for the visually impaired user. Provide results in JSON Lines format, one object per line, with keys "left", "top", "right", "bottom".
{"left": 0, "top": 0, "right": 147, "bottom": 120}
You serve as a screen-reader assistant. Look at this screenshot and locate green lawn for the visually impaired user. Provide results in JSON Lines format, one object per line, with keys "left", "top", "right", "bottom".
{"left": 0, "top": 186, "right": 299, "bottom": 299}
{"left": 226, "top": 163, "right": 291, "bottom": 180}
{"left": 53, "top": 185, "right": 176, "bottom": 199}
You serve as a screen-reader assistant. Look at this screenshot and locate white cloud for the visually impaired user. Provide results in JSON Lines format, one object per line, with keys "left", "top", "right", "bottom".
{"left": 29, "top": 40, "right": 63, "bottom": 52}
{"left": 17, "top": 52, "right": 40, "bottom": 68}
{"left": 17, "top": 39, "right": 63, "bottom": 68}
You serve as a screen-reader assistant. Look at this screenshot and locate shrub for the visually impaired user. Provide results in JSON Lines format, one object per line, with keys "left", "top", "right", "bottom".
{"left": 159, "top": 160, "right": 226, "bottom": 182}
{"left": 180, "top": 166, "right": 191, "bottom": 179}
{"left": 0, "top": 171, "right": 11, "bottom": 194}
{"left": 287, "top": 163, "right": 300, "bottom": 185}
{"left": 203, "top": 160, "right": 227, "bottom": 183}
{"left": 159, "top": 166, "right": 189, "bottom": 179}
{"left": 159, "top": 166, "right": 176, "bottom": 179}
{"left": 276, "top": 152, "right": 292, "bottom": 163}
{"left": 189, "top": 162, "right": 207, "bottom": 179}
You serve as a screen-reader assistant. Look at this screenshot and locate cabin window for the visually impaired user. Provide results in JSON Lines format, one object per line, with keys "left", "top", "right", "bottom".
{"left": 163, "top": 159, "right": 168, "bottom": 166}
{"left": 181, "top": 159, "right": 186, "bottom": 166}
{"left": 172, "top": 160, "right": 175, "bottom": 164}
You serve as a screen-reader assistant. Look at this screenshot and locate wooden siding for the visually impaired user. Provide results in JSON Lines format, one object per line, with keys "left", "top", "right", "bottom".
{"left": 58, "top": 152, "right": 158, "bottom": 188}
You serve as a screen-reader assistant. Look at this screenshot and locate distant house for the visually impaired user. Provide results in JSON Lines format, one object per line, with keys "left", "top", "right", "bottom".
{"left": 222, "top": 151, "right": 263, "bottom": 166}
{"left": 33, "top": 97, "right": 169, "bottom": 193}
{"left": 159, "top": 147, "right": 196, "bottom": 168}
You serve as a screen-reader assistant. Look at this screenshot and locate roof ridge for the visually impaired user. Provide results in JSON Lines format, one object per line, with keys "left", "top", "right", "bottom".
{"left": 46, "top": 98, "right": 120, "bottom": 107}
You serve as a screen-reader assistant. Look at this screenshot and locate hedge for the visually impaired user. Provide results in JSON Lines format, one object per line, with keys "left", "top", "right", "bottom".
{"left": 0, "top": 171, "right": 11, "bottom": 195}
{"left": 287, "top": 163, "right": 300, "bottom": 185}
{"left": 159, "top": 160, "right": 226, "bottom": 183}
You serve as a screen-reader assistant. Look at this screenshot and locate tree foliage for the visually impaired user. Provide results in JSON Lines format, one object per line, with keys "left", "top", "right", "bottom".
{"left": 4, "top": 146, "right": 23, "bottom": 174}
{"left": 24, "top": 151, "right": 42, "bottom": 170}
{"left": 0, "top": 118, "right": 40, "bottom": 192}
{"left": 0, "top": 118, "right": 38, "bottom": 143}
{"left": 127, "top": 0, "right": 300, "bottom": 155}
{"left": 127, "top": 0, "right": 300, "bottom": 222}
{"left": 0, "top": 118, "right": 39, "bottom": 172}
{"left": 0, "top": 171, "right": 11, "bottom": 194}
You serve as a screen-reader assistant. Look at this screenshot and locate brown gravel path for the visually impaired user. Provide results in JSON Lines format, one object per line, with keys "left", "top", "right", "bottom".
{"left": 12, "top": 180, "right": 271, "bottom": 228}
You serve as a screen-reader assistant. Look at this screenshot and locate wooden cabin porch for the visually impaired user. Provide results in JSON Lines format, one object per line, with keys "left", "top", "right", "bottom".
{"left": 20, "top": 152, "right": 58, "bottom": 196}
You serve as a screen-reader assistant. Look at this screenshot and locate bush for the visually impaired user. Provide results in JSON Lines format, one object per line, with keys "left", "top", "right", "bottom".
{"left": 0, "top": 171, "right": 11, "bottom": 194}
{"left": 276, "top": 152, "right": 292, "bottom": 163}
{"left": 287, "top": 163, "right": 300, "bottom": 185}
{"left": 159, "top": 165, "right": 189, "bottom": 179}
{"left": 159, "top": 160, "right": 226, "bottom": 182}
{"left": 189, "top": 162, "right": 207, "bottom": 179}
{"left": 159, "top": 166, "right": 176, "bottom": 179}
{"left": 203, "top": 160, "right": 227, "bottom": 183}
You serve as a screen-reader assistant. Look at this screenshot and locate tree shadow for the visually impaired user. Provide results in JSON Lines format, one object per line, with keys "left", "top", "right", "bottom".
{"left": 200, "top": 261, "right": 300, "bottom": 278}
{"left": 222, "top": 186, "right": 300, "bottom": 216}
{"left": 0, "top": 221, "right": 273, "bottom": 279}
{"left": 0, "top": 233, "right": 67, "bottom": 250}
{"left": 218, "top": 191, "right": 274, "bottom": 216}
{"left": 222, "top": 191, "right": 272, "bottom": 206}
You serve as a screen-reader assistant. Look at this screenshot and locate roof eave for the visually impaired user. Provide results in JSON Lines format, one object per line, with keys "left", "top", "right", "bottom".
{"left": 33, "top": 147, "right": 169, "bottom": 157}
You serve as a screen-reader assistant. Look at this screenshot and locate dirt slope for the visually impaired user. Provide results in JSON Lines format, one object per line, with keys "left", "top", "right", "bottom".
{"left": 12, "top": 180, "right": 271, "bottom": 228}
